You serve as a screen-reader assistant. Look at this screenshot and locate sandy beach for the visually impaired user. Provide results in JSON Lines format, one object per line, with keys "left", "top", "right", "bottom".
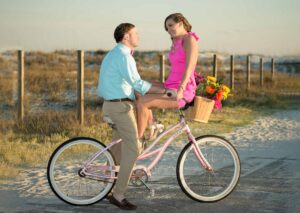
{"left": 0, "top": 109, "right": 299, "bottom": 212}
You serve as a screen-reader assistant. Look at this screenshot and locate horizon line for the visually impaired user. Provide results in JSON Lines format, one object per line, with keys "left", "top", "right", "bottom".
{"left": 1, "top": 48, "right": 300, "bottom": 58}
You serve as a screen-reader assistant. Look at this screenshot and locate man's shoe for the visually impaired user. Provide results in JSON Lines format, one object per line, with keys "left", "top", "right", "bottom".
{"left": 109, "top": 195, "right": 137, "bottom": 210}
{"left": 105, "top": 192, "right": 113, "bottom": 200}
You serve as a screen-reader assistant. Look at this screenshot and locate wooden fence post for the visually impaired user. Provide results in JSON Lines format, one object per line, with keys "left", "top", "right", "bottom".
{"left": 230, "top": 55, "right": 234, "bottom": 90}
{"left": 271, "top": 58, "right": 275, "bottom": 84}
{"left": 246, "top": 55, "right": 251, "bottom": 90}
{"left": 260, "top": 58, "right": 264, "bottom": 87}
{"left": 77, "top": 50, "right": 84, "bottom": 125}
{"left": 160, "top": 53, "right": 165, "bottom": 83}
{"left": 213, "top": 54, "right": 217, "bottom": 79}
{"left": 18, "top": 50, "right": 24, "bottom": 122}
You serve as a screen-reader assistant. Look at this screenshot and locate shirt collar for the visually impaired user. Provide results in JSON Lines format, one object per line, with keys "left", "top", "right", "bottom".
{"left": 117, "top": 43, "right": 134, "bottom": 55}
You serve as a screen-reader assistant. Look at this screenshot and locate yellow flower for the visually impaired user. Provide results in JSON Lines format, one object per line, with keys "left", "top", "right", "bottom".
{"left": 207, "top": 76, "right": 216, "bottom": 83}
{"left": 222, "top": 93, "right": 228, "bottom": 100}
{"left": 222, "top": 85, "right": 230, "bottom": 95}
{"left": 210, "top": 82, "right": 217, "bottom": 87}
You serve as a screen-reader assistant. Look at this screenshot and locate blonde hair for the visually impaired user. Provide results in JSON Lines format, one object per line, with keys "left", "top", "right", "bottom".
{"left": 164, "top": 13, "right": 192, "bottom": 32}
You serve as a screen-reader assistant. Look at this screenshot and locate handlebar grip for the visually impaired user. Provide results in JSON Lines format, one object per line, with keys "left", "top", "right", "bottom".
{"left": 167, "top": 92, "right": 172, "bottom": 97}
{"left": 166, "top": 90, "right": 177, "bottom": 97}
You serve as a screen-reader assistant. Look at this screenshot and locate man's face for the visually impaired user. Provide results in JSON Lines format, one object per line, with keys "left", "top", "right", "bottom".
{"left": 126, "top": 27, "right": 139, "bottom": 48}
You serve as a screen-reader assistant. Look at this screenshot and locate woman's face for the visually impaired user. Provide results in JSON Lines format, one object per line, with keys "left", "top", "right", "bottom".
{"left": 165, "top": 19, "right": 182, "bottom": 38}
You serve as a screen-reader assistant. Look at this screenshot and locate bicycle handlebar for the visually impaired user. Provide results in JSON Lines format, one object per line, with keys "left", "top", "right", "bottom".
{"left": 165, "top": 89, "right": 193, "bottom": 113}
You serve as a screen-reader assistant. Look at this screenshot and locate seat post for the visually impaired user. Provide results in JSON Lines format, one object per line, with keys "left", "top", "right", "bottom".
{"left": 178, "top": 109, "right": 185, "bottom": 119}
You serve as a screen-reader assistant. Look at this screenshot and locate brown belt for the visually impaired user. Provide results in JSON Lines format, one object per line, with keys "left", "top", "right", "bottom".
{"left": 107, "top": 98, "right": 133, "bottom": 102}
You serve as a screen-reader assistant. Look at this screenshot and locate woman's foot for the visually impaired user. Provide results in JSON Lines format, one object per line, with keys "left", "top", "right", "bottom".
{"left": 139, "top": 137, "right": 148, "bottom": 150}
{"left": 148, "top": 122, "right": 164, "bottom": 141}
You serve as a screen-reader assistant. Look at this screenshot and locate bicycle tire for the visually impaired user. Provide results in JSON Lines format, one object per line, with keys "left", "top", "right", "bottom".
{"left": 47, "top": 137, "right": 116, "bottom": 205}
{"left": 176, "top": 135, "right": 240, "bottom": 202}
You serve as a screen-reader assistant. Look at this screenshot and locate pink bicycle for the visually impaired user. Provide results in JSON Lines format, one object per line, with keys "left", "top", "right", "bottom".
{"left": 47, "top": 108, "right": 241, "bottom": 206}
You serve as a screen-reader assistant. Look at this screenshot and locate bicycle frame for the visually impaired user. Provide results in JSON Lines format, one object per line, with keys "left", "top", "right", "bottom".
{"left": 81, "top": 111, "right": 213, "bottom": 180}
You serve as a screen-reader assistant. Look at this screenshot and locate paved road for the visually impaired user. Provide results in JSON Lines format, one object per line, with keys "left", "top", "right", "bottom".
{"left": 1, "top": 110, "right": 299, "bottom": 213}
{"left": 1, "top": 140, "right": 299, "bottom": 213}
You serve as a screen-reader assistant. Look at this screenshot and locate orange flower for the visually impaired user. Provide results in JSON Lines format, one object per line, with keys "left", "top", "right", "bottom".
{"left": 206, "top": 85, "right": 215, "bottom": 94}
{"left": 216, "top": 90, "right": 223, "bottom": 101}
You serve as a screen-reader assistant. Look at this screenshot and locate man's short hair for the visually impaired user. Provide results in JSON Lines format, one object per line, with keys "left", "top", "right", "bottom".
{"left": 114, "top": 23, "right": 135, "bottom": 43}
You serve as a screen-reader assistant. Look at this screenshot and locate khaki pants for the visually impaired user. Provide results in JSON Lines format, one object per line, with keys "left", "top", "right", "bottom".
{"left": 102, "top": 101, "right": 142, "bottom": 195}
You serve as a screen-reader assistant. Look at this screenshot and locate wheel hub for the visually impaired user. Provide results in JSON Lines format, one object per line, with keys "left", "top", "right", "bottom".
{"left": 78, "top": 168, "right": 86, "bottom": 177}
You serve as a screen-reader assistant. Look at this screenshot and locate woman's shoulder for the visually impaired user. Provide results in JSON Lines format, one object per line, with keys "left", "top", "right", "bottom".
{"left": 182, "top": 32, "right": 199, "bottom": 48}
{"left": 183, "top": 32, "right": 199, "bottom": 42}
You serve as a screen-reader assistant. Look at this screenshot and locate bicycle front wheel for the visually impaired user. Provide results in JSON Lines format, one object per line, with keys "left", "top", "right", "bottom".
{"left": 177, "top": 135, "right": 240, "bottom": 202}
{"left": 47, "top": 137, "right": 116, "bottom": 205}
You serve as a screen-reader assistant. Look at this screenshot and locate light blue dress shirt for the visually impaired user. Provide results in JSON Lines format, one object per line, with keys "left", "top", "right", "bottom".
{"left": 97, "top": 43, "right": 152, "bottom": 100}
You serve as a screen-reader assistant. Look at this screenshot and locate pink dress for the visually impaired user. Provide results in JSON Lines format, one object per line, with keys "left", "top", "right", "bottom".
{"left": 163, "top": 32, "right": 199, "bottom": 108}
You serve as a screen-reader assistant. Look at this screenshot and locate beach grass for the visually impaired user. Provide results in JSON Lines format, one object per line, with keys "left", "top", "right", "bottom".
{"left": 1, "top": 99, "right": 299, "bottom": 179}
{"left": 0, "top": 50, "right": 300, "bottom": 179}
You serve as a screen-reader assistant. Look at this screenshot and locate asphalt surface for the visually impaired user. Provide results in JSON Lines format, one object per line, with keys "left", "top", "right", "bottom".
{"left": 1, "top": 110, "right": 300, "bottom": 213}
{"left": 1, "top": 139, "right": 299, "bottom": 213}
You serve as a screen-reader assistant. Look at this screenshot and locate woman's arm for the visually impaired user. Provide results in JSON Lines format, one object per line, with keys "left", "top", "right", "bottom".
{"left": 177, "top": 35, "right": 198, "bottom": 99}
{"left": 182, "top": 35, "right": 198, "bottom": 88}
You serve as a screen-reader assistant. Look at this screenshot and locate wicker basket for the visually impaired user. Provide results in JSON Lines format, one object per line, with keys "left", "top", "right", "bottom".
{"left": 185, "top": 96, "right": 215, "bottom": 123}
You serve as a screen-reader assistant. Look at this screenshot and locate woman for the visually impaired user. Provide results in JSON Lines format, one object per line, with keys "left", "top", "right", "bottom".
{"left": 136, "top": 13, "right": 199, "bottom": 140}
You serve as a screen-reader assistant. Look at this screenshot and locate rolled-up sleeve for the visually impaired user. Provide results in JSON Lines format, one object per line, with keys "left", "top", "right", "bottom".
{"left": 120, "top": 55, "right": 152, "bottom": 95}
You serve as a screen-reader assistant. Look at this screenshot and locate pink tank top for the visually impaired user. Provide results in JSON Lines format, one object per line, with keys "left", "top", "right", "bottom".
{"left": 163, "top": 32, "right": 199, "bottom": 105}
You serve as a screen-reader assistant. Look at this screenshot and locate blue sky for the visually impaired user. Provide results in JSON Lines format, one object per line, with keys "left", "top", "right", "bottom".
{"left": 0, "top": 0, "right": 300, "bottom": 55}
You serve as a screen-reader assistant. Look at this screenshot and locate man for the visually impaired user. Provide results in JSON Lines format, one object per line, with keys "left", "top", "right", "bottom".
{"left": 98, "top": 23, "right": 153, "bottom": 210}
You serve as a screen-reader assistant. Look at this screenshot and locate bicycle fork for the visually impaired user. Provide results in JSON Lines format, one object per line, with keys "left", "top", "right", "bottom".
{"left": 186, "top": 127, "right": 213, "bottom": 172}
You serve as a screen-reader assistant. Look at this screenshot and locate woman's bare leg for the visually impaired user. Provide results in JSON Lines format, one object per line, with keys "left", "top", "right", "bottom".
{"left": 148, "top": 110, "right": 154, "bottom": 125}
{"left": 136, "top": 94, "right": 178, "bottom": 139}
{"left": 136, "top": 100, "right": 151, "bottom": 139}
{"left": 144, "top": 81, "right": 163, "bottom": 134}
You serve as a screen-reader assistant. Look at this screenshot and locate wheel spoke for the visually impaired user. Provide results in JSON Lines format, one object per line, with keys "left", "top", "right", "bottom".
{"left": 47, "top": 138, "right": 116, "bottom": 205}
{"left": 177, "top": 136, "right": 240, "bottom": 202}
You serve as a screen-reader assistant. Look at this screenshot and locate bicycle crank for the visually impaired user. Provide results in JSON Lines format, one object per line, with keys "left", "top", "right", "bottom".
{"left": 130, "top": 168, "right": 149, "bottom": 187}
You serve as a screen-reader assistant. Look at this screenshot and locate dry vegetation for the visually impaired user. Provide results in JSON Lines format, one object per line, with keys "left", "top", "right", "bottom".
{"left": 0, "top": 50, "right": 299, "bottom": 179}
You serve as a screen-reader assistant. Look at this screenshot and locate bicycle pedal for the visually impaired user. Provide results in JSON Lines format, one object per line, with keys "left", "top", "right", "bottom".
{"left": 149, "top": 188, "right": 155, "bottom": 197}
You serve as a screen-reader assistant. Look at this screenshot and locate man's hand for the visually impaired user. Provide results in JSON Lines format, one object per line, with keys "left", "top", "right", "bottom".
{"left": 134, "top": 91, "right": 142, "bottom": 100}
{"left": 145, "top": 81, "right": 165, "bottom": 94}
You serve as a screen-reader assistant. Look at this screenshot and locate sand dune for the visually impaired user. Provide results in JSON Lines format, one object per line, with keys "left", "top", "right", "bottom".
{"left": 2, "top": 109, "right": 299, "bottom": 200}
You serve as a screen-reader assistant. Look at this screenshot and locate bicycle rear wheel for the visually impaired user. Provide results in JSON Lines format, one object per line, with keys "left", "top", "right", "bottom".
{"left": 47, "top": 137, "right": 116, "bottom": 205}
{"left": 176, "top": 135, "right": 240, "bottom": 202}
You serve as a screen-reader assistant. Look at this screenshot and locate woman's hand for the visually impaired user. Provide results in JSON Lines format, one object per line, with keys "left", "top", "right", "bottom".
{"left": 176, "top": 87, "right": 184, "bottom": 100}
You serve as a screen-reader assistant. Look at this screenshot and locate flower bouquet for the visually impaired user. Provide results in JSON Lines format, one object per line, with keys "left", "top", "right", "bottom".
{"left": 195, "top": 74, "right": 231, "bottom": 110}
{"left": 185, "top": 73, "right": 231, "bottom": 123}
